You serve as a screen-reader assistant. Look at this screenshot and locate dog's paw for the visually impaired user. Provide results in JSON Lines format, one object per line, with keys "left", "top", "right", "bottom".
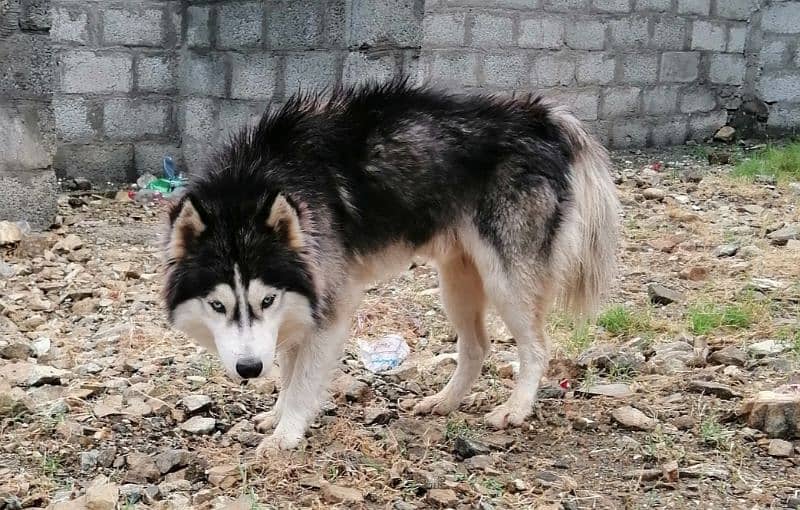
{"left": 253, "top": 410, "right": 279, "bottom": 433}
{"left": 413, "top": 393, "right": 459, "bottom": 416}
{"left": 484, "top": 403, "right": 529, "bottom": 430}
{"left": 254, "top": 430, "right": 303, "bottom": 458}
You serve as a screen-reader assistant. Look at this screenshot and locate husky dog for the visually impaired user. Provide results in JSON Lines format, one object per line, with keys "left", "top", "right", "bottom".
{"left": 163, "top": 79, "right": 619, "bottom": 455}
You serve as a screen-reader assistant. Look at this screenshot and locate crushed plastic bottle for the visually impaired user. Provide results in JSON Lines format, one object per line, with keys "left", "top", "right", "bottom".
{"left": 14, "top": 221, "right": 31, "bottom": 236}
{"left": 133, "top": 189, "right": 163, "bottom": 204}
{"left": 137, "top": 173, "right": 157, "bottom": 190}
{"left": 357, "top": 334, "right": 410, "bottom": 373}
{"left": 0, "top": 259, "right": 15, "bottom": 278}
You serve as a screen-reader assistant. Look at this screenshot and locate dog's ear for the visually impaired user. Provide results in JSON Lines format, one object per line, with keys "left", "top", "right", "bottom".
{"left": 267, "top": 194, "right": 303, "bottom": 250}
{"left": 168, "top": 198, "right": 206, "bottom": 260}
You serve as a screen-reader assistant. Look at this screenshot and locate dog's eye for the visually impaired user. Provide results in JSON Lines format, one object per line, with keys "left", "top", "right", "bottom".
{"left": 261, "top": 294, "right": 276, "bottom": 309}
{"left": 208, "top": 300, "right": 226, "bottom": 314}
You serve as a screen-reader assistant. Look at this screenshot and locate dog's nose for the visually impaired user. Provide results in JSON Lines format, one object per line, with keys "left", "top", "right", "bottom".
{"left": 235, "top": 359, "right": 263, "bottom": 379}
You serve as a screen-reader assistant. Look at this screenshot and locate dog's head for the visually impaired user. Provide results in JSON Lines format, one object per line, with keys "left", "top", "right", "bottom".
{"left": 163, "top": 191, "right": 316, "bottom": 380}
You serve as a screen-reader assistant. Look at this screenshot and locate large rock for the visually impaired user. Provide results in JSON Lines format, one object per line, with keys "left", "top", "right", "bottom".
{"left": 53, "top": 234, "right": 83, "bottom": 252}
{"left": 179, "top": 394, "right": 212, "bottom": 414}
{"left": 0, "top": 340, "right": 34, "bottom": 360}
{"left": 426, "top": 488, "right": 459, "bottom": 507}
{"left": 85, "top": 482, "right": 119, "bottom": 510}
{"left": 612, "top": 406, "right": 657, "bottom": 431}
{"left": 0, "top": 362, "right": 70, "bottom": 386}
{"left": 0, "top": 221, "right": 23, "bottom": 245}
{"left": 679, "top": 266, "right": 709, "bottom": 281}
{"left": 207, "top": 464, "right": 240, "bottom": 489}
{"left": 646, "top": 341, "right": 696, "bottom": 374}
{"left": 321, "top": 484, "right": 364, "bottom": 505}
{"left": 647, "top": 283, "right": 684, "bottom": 305}
{"left": 577, "top": 383, "right": 634, "bottom": 399}
{"left": 713, "top": 126, "right": 736, "bottom": 143}
{"left": 180, "top": 416, "right": 216, "bottom": 435}
{"left": 154, "top": 449, "right": 194, "bottom": 475}
{"left": 713, "top": 243, "right": 739, "bottom": 257}
{"left": 740, "top": 388, "right": 800, "bottom": 439}
{"left": 0, "top": 379, "right": 32, "bottom": 417}
{"left": 331, "top": 372, "right": 369, "bottom": 402}
{"left": 747, "top": 339, "right": 789, "bottom": 357}
{"left": 687, "top": 380, "right": 739, "bottom": 400}
{"left": 767, "top": 438, "right": 793, "bottom": 457}
{"left": 575, "top": 345, "right": 645, "bottom": 372}
{"left": 124, "top": 453, "right": 160, "bottom": 483}
{"left": 767, "top": 225, "right": 800, "bottom": 245}
{"left": 709, "top": 346, "right": 747, "bottom": 367}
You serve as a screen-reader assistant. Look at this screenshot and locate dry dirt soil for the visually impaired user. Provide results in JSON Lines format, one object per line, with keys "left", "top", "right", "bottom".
{"left": 1, "top": 144, "right": 799, "bottom": 510}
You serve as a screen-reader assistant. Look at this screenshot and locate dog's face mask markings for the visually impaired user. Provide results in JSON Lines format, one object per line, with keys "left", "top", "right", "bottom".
{"left": 167, "top": 195, "right": 313, "bottom": 379}
{"left": 167, "top": 195, "right": 313, "bottom": 381}
{"left": 171, "top": 265, "right": 286, "bottom": 380}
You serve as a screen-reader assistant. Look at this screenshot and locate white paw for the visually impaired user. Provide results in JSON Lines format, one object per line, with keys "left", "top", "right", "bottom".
{"left": 254, "top": 430, "right": 303, "bottom": 457}
{"left": 413, "top": 393, "right": 459, "bottom": 416}
{"left": 484, "top": 403, "right": 530, "bottom": 430}
{"left": 253, "top": 410, "right": 280, "bottom": 433}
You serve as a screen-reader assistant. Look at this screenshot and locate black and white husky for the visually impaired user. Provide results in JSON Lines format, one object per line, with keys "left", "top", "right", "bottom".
{"left": 163, "top": 79, "right": 619, "bottom": 455}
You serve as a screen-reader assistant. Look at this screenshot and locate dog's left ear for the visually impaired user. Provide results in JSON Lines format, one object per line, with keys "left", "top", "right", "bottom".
{"left": 168, "top": 198, "right": 206, "bottom": 260}
{"left": 267, "top": 194, "right": 303, "bottom": 250}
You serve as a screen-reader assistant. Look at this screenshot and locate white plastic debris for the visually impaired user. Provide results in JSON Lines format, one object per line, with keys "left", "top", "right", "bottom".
{"left": 0, "top": 259, "right": 14, "bottom": 278}
{"left": 357, "top": 334, "right": 410, "bottom": 373}
{"left": 136, "top": 173, "right": 157, "bottom": 190}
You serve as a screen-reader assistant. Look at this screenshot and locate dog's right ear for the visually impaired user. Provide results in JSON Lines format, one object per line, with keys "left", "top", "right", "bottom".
{"left": 267, "top": 194, "right": 303, "bottom": 251}
{"left": 168, "top": 198, "right": 206, "bottom": 261}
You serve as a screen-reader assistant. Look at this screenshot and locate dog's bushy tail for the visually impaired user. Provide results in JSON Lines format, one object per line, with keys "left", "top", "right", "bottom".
{"left": 551, "top": 107, "right": 620, "bottom": 319}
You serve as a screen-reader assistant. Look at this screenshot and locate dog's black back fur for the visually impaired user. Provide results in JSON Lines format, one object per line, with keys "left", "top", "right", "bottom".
{"left": 166, "top": 78, "right": 576, "bottom": 321}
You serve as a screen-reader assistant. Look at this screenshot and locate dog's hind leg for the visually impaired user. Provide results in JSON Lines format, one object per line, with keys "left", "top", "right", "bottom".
{"left": 254, "top": 346, "right": 298, "bottom": 433}
{"left": 414, "top": 253, "right": 488, "bottom": 416}
{"left": 484, "top": 288, "right": 552, "bottom": 429}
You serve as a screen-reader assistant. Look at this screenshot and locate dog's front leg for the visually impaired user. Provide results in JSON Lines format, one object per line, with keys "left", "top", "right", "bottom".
{"left": 254, "top": 345, "right": 298, "bottom": 433}
{"left": 255, "top": 316, "right": 350, "bottom": 454}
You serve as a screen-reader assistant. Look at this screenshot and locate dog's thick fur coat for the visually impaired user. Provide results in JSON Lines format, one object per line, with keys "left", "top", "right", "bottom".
{"left": 163, "top": 79, "right": 620, "bottom": 454}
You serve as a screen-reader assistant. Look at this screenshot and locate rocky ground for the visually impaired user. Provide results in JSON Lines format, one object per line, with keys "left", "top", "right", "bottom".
{"left": 1, "top": 143, "right": 799, "bottom": 510}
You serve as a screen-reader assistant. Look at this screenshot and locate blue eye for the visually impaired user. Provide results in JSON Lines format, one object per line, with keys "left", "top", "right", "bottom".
{"left": 209, "top": 300, "right": 226, "bottom": 314}
{"left": 262, "top": 295, "right": 276, "bottom": 309}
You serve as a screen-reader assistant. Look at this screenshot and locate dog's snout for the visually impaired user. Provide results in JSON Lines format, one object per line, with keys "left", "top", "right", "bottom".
{"left": 235, "top": 358, "right": 263, "bottom": 379}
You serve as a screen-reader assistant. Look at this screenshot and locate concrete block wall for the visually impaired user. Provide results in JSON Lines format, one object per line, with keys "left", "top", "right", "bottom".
{"left": 419, "top": 0, "right": 773, "bottom": 147}
{"left": 0, "top": 0, "right": 59, "bottom": 228}
{"left": 756, "top": 1, "right": 800, "bottom": 132}
{"left": 51, "top": 0, "right": 183, "bottom": 182}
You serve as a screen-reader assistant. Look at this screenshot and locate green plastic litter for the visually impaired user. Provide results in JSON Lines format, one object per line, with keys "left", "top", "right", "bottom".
{"left": 145, "top": 178, "right": 172, "bottom": 193}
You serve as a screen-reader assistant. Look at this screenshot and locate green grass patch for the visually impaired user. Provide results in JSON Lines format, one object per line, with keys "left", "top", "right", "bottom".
{"left": 482, "top": 477, "right": 505, "bottom": 497}
{"left": 444, "top": 417, "right": 476, "bottom": 442}
{"left": 732, "top": 141, "right": 800, "bottom": 182}
{"left": 578, "top": 366, "right": 600, "bottom": 391}
{"left": 597, "top": 305, "right": 652, "bottom": 337}
{"left": 699, "top": 415, "right": 734, "bottom": 451}
{"left": 690, "top": 145, "right": 709, "bottom": 161}
{"left": 563, "top": 323, "right": 593, "bottom": 355}
{"left": 607, "top": 361, "right": 638, "bottom": 382}
{"left": 777, "top": 328, "right": 800, "bottom": 358}
{"left": 548, "top": 314, "right": 596, "bottom": 356}
{"left": 41, "top": 452, "right": 63, "bottom": 479}
{"left": 687, "top": 302, "right": 754, "bottom": 335}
